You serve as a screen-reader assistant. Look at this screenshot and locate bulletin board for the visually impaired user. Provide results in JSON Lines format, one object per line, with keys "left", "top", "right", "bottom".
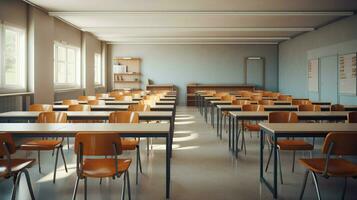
{"left": 308, "top": 59, "right": 319, "bottom": 92}
{"left": 339, "top": 53, "right": 357, "bottom": 95}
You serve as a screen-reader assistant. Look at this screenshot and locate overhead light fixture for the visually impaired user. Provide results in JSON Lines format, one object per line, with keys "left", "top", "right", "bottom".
{"left": 247, "top": 57, "right": 262, "bottom": 60}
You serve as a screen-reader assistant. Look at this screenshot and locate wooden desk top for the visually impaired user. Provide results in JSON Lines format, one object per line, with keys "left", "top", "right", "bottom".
{"left": 156, "top": 101, "right": 175, "bottom": 105}
{"left": 230, "top": 111, "right": 350, "bottom": 117}
{"left": 54, "top": 100, "right": 139, "bottom": 105}
{"left": 0, "top": 123, "right": 170, "bottom": 137}
{"left": 53, "top": 105, "right": 129, "bottom": 111}
{"left": 259, "top": 123, "right": 357, "bottom": 135}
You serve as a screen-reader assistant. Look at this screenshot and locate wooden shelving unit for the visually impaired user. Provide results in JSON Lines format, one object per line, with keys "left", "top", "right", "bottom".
{"left": 112, "top": 58, "right": 141, "bottom": 90}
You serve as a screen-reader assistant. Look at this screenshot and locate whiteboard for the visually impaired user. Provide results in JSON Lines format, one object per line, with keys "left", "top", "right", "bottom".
{"left": 308, "top": 59, "right": 319, "bottom": 92}
{"left": 339, "top": 53, "right": 357, "bottom": 95}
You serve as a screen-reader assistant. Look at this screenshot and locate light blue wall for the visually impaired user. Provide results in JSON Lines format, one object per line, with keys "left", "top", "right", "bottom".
{"left": 108, "top": 44, "right": 278, "bottom": 105}
{"left": 279, "top": 14, "right": 357, "bottom": 104}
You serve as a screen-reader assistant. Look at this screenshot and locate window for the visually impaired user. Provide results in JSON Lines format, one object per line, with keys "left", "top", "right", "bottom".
{"left": 94, "top": 53, "right": 103, "bottom": 86}
{"left": 0, "top": 23, "right": 26, "bottom": 92}
{"left": 54, "top": 42, "right": 80, "bottom": 89}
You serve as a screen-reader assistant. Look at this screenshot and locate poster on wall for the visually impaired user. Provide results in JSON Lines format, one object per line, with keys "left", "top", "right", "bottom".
{"left": 339, "top": 53, "right": 357, "bottom": 95}
{"left": 308, "top": 59, "right": 319, "bottom": 92}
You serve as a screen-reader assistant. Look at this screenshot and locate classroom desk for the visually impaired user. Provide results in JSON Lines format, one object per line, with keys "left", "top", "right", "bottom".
{"left": 97, "top": 97, "right": 142, "bottom": 101}
{"left": 54, "top": 100, "right": 140, "bottom": 105}
{"left": 0, "top": 123, "right": 172, "bottom": 199}
{"left": 151, "top": 105, "right": 175, "bottom": 111}
{"left": 160, "top": 97, "right": 176, "bottom": 101}
{"left": 156, "top": 101, "right": 176, "bottom": 105}
{"left": 228, "top": 111, "right": 350, "bottom": 156}
{"left": 258, "top": 123, "right": 357, "bottom": 199}
{"left": 53, "top": 105, "right": 128, "bottom": 111}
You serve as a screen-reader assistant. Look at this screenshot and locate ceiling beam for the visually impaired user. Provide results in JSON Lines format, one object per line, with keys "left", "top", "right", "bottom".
{"left": 82, "top": 27, "right": 315, "bottom": 32}
{"left": 49, "top": 11, "right": 354, "bottom": 16}
{"left": 99, "top": 36, "right": 290, "bottom": 41}
{"left": 107, "top": 41, "right": 279, "bottom": 45}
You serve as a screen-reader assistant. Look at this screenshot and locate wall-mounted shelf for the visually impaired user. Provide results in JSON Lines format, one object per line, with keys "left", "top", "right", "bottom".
{"left": 112, "top": 58, "right": 141, "bottom": 90}
{"left": 115, "top": 73, "right": 142, "bottom": 76}
{"left": 114, "top": 80, "right": 142, "bottom": 83}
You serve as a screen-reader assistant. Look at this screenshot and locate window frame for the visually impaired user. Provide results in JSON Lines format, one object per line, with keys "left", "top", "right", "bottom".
{"left": 53, "top": 41, "right": 81, "bottom": 90}
{"left": 0, "top": 22, "right": 27, "bottom": 93}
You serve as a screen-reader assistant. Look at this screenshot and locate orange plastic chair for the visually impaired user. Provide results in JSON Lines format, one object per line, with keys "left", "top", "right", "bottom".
{"left": 258, "top": 100, "right": 274, "bottom": 105}
{"left": 292, "top": 100, "right": 312, "bottom": 105}
{"left": 221, "top": 95, "right": 235, "bottom": 101}
{"left": 298, "top": 105, "right": 321, "bottom": 112}
{"left": 0, "top": 133, "right": 35, "bottom": 200}
{"left": 96, "top": 93, "right": 109, "bottom": 99}
{"left": 348, "top": 112, "right": 357, "bottom": 123}
{"left": 109, "top": 111, "right": 142, "bottom": 184}
{"left": 63, "top": 99, "right": 79, "bottom": 105}
{"left": 232, "top": 100, "right": 250, "bottom": 105}
{"left": 20, "top": 112, "right": 68, "bottom": 183}
{"left": 299, "top": 132, "right": 357, "bottom": 200}
{"left": 128, "top": 104, "right": 150, "bottom": 112}
{"left": 278, "top": 95, "right": 292, "bottom": 101}
{"left": 78, "top": 96, "right": 96, "bottom": 101}
{"left": 29, "top": 104, "right": 53, "bottom": 112}
{"left": 68, "top": 105, "right": 91, "bottom": 112}
{"left": 73, "top": 132, "right": 131, "bottom": 200}
{"left": 251, "top": 95, "right": 263, "bottom": 101}
{"left": 88, "top": 100, "right": 106, "bottom": 105}
{"left": 265, "top": 112, "right": 313, "bottom": 184}
{"left": 331, "top": 104, "right": 345, "bottom": 111}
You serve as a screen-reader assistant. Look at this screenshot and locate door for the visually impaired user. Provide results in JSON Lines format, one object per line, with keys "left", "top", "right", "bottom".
{"left": 245, "top": 57, "right": 265, "bottom": 89}
{"left": 320, "top": 56, "right": 338, "bottom": 103}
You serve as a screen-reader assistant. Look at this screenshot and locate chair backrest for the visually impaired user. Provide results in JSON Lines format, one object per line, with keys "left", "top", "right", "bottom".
{"left": 348, "top": 112, "right": 357, "bottom": 123}
{"left": 128, "top": 104, "right": 150, "bottom": 112}
{"left": 322, "top": 132, "right": 357, "bottom": 155}
{"left": 214, "top": 92, "right": 229, "bottom": 97}
{"left": 278, "top": 95, "right": 292, "bottom": 101}
{"left": 75, "top": 132, "right": 122, "bottom": 156}
{"left": 221, "top": 95, "right": 235, "bottom": 101}
{"left": 109, "top": 111, "right": 139, "bottom": 123}
{"left": 258, "top": 100, "right": 274, "bottom": 105}
{"left": 298, "top": 105, "right": 321, "bottom": 112}
{"left": 331, "top": 104, "right": 345, "bottom": 111}
{"left": 68, "top": 105, "right": 91, "bottom": 111}
{"left": 78, "top": 96, "right": 96, "bottom": 101}
{"left": 115, "top": 95, "right": 133, "bottom": 101}
{"left": 96, "top": 93, "right": 109, "bottom": 98}
{"left": 109, "top": 91, "right": 124, "bottom": 97}
{"left": 292, "top": 100, "right": 312, "bottom": 105}
{"left": 242, "top": 104, "right": 264, "bottom": 111}
{"left": 0, "top": 132, "right": 16, "bottom": 156}
{"left": 268, "top": 112, "right": 298, "bottom": 123}
{"left": 88, "top": 100, "right": 106, "bottom": 105}
{"left": 63, "top": 99, "right": 79, "bottom": 105}
{"left": 37, "top": 112, "right": 67, "bottom": 123}
{"left": 251, "top": 95, "right": 263, "bottom": 101}
{"left": 232, "top": 100, "right": 250, "bottom": 105}
{"left": 29, "top": 104, "right": 53, "bottom": 112}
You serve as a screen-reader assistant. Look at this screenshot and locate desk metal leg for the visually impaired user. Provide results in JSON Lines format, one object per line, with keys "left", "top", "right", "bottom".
{"left": 211, "top": 105, "right": 215, "bottom": 127}
{"left": 166, "top": 135, "right": 171, "bottom": 199}
{"left": 273, "top": 135, "right": 278, "bottom": 198}
{"left": 260, "top": 130, "right": 264, "bottom": 180}
{"left": 235, "top": 118, "right": 240, "bottom": 158}
{"left": 219, "top": 110, "right": 223, "bottom": 140}
{"left": 228, "top": 115, "right": 231, "bottom": 150}
{"left": 205, "top": 102, "right": 208, "bottom": 122}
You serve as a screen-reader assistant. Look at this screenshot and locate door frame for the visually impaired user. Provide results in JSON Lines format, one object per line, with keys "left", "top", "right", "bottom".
{"left": 244, "top": 56, "right": 266, "bottom": 89}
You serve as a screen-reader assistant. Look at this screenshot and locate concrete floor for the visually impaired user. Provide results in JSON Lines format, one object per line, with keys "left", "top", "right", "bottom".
{"left": 1, "top": 106, "right": 357, "bottom": 200}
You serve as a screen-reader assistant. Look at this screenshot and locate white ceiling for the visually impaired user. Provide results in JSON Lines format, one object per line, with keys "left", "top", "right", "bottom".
{"left": 25, "top": 0, "right": 357, "bottom": 44}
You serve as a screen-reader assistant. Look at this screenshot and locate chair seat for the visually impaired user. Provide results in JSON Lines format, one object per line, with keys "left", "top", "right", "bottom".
{"left": 20, "top": 139, "right": 62, "bottom": 150}
{"left": 0, "top": 159, "right": 35, "bottom": 177}
{"left": 82, "top": 158, "right": 131, "bottom": 178}
{"left": 299, "top": 158, "right": 357, "bottom": 177}
{"left": 244, "top": 123, "right": 260, "bottom": 132}
{"left": 121, "top": 138, "right": 139, "bottom": 150}
{"left": 277, "top": 139, "right": 313, "bottom": 151}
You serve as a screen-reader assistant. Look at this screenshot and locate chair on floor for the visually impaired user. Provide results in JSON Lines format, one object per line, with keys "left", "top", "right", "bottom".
{"left": 240, "top": 104, "right": 265, "bottom": 154}
{"left": 265, "top": 112, "right": 314, "bottom": 184}
{"left": 20, "top": 112, "right": 68, "bottom": 183}
{"left": 88, "top": 100, "right": 106, "bottom": 105}
{"left": 278, "top": 95, "right": 292, "bottom": 101}
{"left": 68, "top": 104, "right": 93, "bottom": 123}
{"left": 96, "top": 93, "right": 109, "bottom": 99}
{"left": 63, "top": 99, "right": 79, "bottom": 105}
{"left": 78, "top": 96, "right": 96, "bottom": 101}
{"left": 331, "top": 104, "right": 345, "bottom": 111}
{"left": 299, "top": 132, "right": 357, "bottom": 200}
{"left": 72, "top": 132, "right": 131, "bottom": 200}
{"left": 109, "top": 111, "right": 142, "bottom": 184}
{"left": 292, "top": 100, "right": 312, "bottom": 105}
{"left": 298, "top": 105, "right": 321, "bottom": 112}
{"left": 0, "top": 132, "right": 36, "bottom": 200}
{"left": 29, "top": 104, "right": 53, "bottom": 112}
{"left": 258, "top": 100, "right": 274, "bottom": 105}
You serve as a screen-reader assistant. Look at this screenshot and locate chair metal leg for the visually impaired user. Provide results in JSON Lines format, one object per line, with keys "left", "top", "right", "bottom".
{"left": 67, "top": 137, "right": 70, "bottom": 150}
{"left": 292, "top": 151, "right": 296, "bottom": 172}
{"left": 11, "top": 173, "right": 20, "bottom": 200}
{"left": 277, "top": 149, "right": 283, "bottom": 184}
{"left": 38, "top": 150, "right": 41, "bottom": 173}
{"left": 23, "top": 169, "right": 36, "bottom": 200}
{"left": 138, "top": 146, "right": 143, "bottom": 173}
{"left": 136, "top": 146, "right": 139, "bottom": 185}
{"left": 299, "top": 170, "right": 309, "bottom": 200}
{"left": 265, "top": 146, "right": 273, "bottom": 172}
{"left": 146, "top": 139, "right": 150, "bottom": 156}
{"left": 342, "top": 177, "right": 347, "bottom": 200}
{"left": 127, "top": 171, "right": 131, "bottom": 200}
{"left": 60, "top": 146, "right": 68, "bottom": 172}
{"left": 53, "top": 147, "right": 60, "bottom": 183}
{"left": 84, "top": 177, "right": 87, "bottom": 200}
{"left": 241, "top": 131, "right": 247, "bottom": 155}
{"left": 121, "top": 173, "right": 126, "bottom": 200}
{"left": 99, "top": 178, "right": 102, "bottom": 185}
{"left": 72, "top": 176, "right": 80, "bottom": 200}
{"left": 311, "top": 172, "right": 322, "bottom": 200}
